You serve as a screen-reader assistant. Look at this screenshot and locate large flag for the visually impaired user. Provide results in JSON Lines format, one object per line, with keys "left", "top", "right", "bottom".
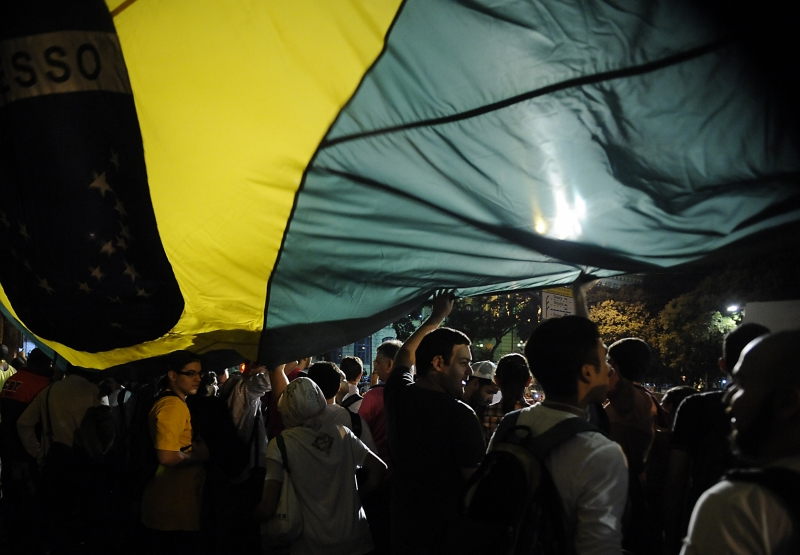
{"left": 1, "top": 0, "right": 798, "bottom": 369}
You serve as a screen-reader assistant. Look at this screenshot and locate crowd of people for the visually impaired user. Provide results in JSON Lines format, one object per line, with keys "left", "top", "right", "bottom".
{"left": 0, "top": 286, "right": 798, "bottom": 555}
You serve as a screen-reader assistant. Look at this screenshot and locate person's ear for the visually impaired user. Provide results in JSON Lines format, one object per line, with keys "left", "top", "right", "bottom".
{"left": 167, "top": 369, "right": 177, "bottom": 383}
{"left": 431, "top": 354, "right": 445, "bottom": 373}
{"left": 579, "top": 363, "right": 595, "bottom": 384}
{"left": 718, "top": 357, "right": 728, "bottom": 374}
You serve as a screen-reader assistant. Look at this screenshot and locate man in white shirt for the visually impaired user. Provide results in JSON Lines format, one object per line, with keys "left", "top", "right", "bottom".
{"left": 681, "top": 330, "right": 800, "bottom": 555}
{"left": 340, "top": 356, "right": 365, "bottom": 413}
{"left": 495, "top": 315, "right": 628, "bottom": 555}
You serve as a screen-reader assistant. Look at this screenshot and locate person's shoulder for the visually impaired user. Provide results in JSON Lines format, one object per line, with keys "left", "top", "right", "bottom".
{"left": 672, "top": 391, "right": 703, "bottom": 418}
{"left": 515, "top": 402, "right": 567, "bottom": 428}
{"left": 681, "top": 389, "right": 722, "bottom": 408}
{"left": 151, "top": 393, "right": 186, "bottom": 414}
{"left": 448, "top": 397, "right": 477, "bottom": 416}
{"left": 691, "top": 477, "right": 774, "bottom": 525}
{"left": 363, "top": 386, "right": 384, "bottom": 399}
{"left": 323, "top": 403, "right": 353, "bottom": 424}
{"left": 359, "top": 387, "right": 384, "bottom": 417}
{"left": 14, "top": 369, "right": 47, "bottom": 383}
{"left": 282, "top": 425, "right": 319, "bottom": 440}
{"left": 581, "top": 429, "right": 626, "bottom": 456}
{"left": 631, "top": 384, "right": 653, "bottom": 402}
{"left": 65, "top": 373, "right": 101, "bottom": 394}
{"left": 385, "top": 366, "right": 411, "bottom": 388}
{"left": 674, "top": 389, "right": 723, "bottom": 422}
{"left": 696, "top": 389, "right": 725, "bottom": 402}
{"left": 556, "top": 425, "right": 627, "bottom": 480}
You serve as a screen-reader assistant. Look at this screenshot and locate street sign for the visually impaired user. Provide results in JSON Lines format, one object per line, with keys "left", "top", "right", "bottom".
{"left": 541, "top": 287, "right": 575, "bottom": 319}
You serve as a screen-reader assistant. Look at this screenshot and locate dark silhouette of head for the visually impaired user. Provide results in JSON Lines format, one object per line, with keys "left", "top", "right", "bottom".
{"left": 306, "top": 361, "right": 342, "bottom": 400}
{"left": 524, "top": 316, "right": 600, "bottom": 398}
{"left": 496, "top": 353, "right": 532, "bottom": 412}
{"left": 340, "top": 356, "right": 363, "bottom": 382}
{"left": 722, "top": 323, "right": 770, "bottom": 372}
{"left": 608, "top": 338, "right": 652, "bottom": 382}
{"left": 26, "top": 348, "right": 54, "bottom": 378}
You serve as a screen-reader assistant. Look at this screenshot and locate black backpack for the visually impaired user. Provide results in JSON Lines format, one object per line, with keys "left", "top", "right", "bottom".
{"left": 453, "top": 413, "right": 602, "bottom": 555}
{"left": 127, "top": 387, "right": 179, "bottom": 497}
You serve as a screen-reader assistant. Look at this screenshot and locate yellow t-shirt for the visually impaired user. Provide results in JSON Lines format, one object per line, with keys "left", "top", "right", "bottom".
{"left": 150, "top": 394, "right": 193, "bottom": 451}
{"left": 141, "top": 395, "right": 205, "bottom": 531}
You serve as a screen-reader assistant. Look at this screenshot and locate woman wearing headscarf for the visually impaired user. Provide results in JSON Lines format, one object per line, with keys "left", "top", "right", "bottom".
{"left": 257, "top": 377, "right": 386, "bottom": 555}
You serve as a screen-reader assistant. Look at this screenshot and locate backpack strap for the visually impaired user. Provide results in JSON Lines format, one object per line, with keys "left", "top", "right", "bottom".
{"left": 276, "top": 433, "right": 290, "bottom": 474}
{"left": 497, "top": 415, "right": 600, "bottom": 462}
{"left": 347, "top": 409, "right": 362, "bottom": 438}
{"left": 527, "top": 417, "right": 600, "bottom": 459}
{"left": 342, "top": 393, "right": 363, "bottom": 410}
{"left": 726, "top": 467, "right": 800, "bottom": 523}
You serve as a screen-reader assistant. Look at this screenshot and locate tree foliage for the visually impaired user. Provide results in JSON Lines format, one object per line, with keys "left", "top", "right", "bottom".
{"left": 585, "top": 249, "right": 799, "bottom": 387}
{"left": 589, "top": 299, "right": 652, "bottom": 345}
{"left": 446, "top": 293, "right": 539, "bottom": 360}
{"left": 391, "top": 313, "right": 416, "bottom": 342}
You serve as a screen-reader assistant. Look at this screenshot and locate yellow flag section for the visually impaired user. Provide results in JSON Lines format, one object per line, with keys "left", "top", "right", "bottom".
{"left": 3, "top": 0, "right": 403, "bottom": 369}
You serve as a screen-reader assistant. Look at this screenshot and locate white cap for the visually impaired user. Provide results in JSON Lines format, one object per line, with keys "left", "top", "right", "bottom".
{"left": 471, "top": 360, "right": 496, "bottom": 380}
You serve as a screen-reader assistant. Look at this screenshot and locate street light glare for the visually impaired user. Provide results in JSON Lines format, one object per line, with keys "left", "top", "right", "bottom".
{"left": 727, "top": 305, "right": 740, "bottom": 312}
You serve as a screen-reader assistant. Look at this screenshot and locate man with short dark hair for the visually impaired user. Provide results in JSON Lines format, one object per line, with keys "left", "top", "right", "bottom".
{"left": 491, "top": 315, "right": 627, "bottom": 555}
{"left": 340, "top": 355, "right": 365, "bottom": 413}
{"left": 141, "top": 350, "right": 209, "bottom": 552}
{"left": 681, "top": 330, "right": 800, "bottom": 554}
{"left": 385, "top": 292, "right": 485, "bottom": 554}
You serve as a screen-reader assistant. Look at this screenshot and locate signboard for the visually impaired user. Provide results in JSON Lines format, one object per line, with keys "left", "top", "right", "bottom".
{"left": 542, "top": 287, "right": 575, "bottom": 319}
